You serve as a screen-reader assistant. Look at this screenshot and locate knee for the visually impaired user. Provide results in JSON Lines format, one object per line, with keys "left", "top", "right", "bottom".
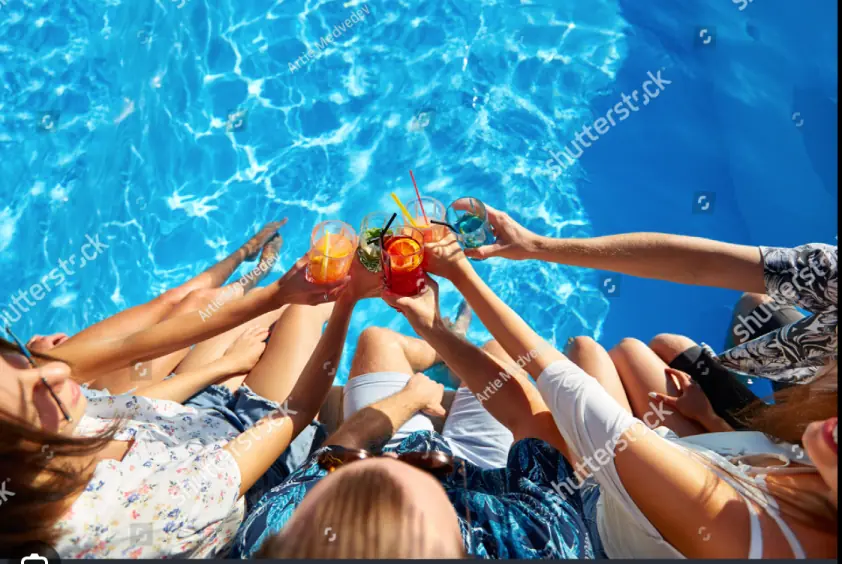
{"left": 648, "top": 333, "right": 696, "bottom": 364}
{"left": 608, "top": 337, "right": 648, "bottom": 362}
{"left": 182, "top": 287, "right": 225, "bottom": 309}
{"left": 564, "top": 336, "right": 603, "bottom": 358}
{"left": 356, "top": 327, "right": 398, "bottom": 354}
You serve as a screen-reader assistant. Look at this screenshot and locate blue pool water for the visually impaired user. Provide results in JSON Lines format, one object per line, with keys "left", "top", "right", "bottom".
{"left": 1, "top": 0, "right": 837, "bottom": 389}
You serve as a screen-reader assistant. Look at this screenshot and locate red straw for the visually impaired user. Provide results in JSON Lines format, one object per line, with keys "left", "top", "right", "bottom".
{"left": 409, "top": 170, "right": 429, "bottom": 224}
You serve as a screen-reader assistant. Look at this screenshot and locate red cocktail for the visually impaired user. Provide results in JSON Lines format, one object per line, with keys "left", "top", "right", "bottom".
{"left": 381, "top": 227, "right": 425, "bottom": 296}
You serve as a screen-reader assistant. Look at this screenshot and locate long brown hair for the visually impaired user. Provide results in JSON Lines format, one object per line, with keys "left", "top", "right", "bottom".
{"left": 737, "top": 361, "right": 838, "bottom": 444}
{"left": 258, "top": 462, "right": 465, "bottom": 559}
{"left": 0, "top": 336, "right": 117, "bottom": 551}
{"left": 724, "top": 361, "right": 838, "bottom": 531}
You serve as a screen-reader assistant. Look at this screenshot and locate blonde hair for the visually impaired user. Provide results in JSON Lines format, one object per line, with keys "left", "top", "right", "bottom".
{"left": 258, "top": 462, "right": 465, "bottom": 559}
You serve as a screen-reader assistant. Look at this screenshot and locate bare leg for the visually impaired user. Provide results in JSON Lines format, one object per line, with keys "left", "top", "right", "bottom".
{"left": 648, "top": 333, "right": 700, "bottom": 366}
{"left": 349, "top": 327, "right": 440, "bottom": 379}
{"left": 59, "top": 221, "right": 285, "bottom": 348}
{"left": 565, "top": 336, "right": 633, "bottom": 414}
{"left": 608, "top": 338, "right": 706, "bottom": 436}
{"left": 88, "top": 284, "right": 245, "bottom": 393}
{"left": 241, "top": 303, "right": 334, "bottom": 404}
{"left": 175, "top": 305, "right": 288, "bottom": 376}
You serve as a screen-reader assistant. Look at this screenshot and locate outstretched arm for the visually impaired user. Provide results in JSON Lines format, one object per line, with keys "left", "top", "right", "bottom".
{"left": 49, "top": 258, "right": 348, "bottom": 385}
{"left": 381, "top": 276, "right": 567, "bottom": 455}
{"left": 425, "top": 236, "right": 565, "bottom": 381}
{"left": 463, "top": 204, "right": 765, "bottom": 293}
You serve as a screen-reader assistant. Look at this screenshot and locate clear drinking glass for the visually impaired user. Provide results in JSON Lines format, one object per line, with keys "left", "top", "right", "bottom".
{"left": 306, "top": 220, "right": 358, "bottom": 284}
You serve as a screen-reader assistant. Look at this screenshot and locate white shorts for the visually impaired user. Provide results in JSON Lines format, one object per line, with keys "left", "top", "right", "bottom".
{"left": 343, "top": 372, "right": 514, "bottom": 470}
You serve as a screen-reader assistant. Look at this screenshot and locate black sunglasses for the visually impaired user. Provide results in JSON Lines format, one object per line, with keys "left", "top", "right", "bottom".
{"left": 3, "top": 324, "right": 73, "bottom": 422}
{"left": 318, "top": 445, "right": 458, "bottom": 475}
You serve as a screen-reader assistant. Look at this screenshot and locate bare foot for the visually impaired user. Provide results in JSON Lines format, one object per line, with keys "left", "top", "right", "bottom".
{"left": 257, "top": 233, "right": 283, "bottom": 271}
{"left": 244, "top": 219, "right": 288, "bottom": 261}
{"left": 443, "top": 300, "right": 472, "bottom": 337}
{"left": 221, "top": 326, "right": 270, "bottom": 374}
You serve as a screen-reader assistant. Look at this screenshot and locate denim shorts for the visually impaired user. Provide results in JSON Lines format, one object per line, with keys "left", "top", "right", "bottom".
{"left": 185, "top": 384, "right": 327, "bottom": 509}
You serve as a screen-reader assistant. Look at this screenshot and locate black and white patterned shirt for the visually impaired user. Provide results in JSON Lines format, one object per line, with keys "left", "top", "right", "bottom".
{"left": 716, "top": 244, "right": 837, "bottom": 383}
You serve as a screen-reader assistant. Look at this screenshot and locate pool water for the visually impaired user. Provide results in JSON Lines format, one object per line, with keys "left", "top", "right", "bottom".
{"left": 1, "top": 0, "right": 837, "bottom": 390}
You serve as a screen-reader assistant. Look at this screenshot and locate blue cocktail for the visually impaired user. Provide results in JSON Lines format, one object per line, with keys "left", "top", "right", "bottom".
{"left": 446, "top": 197, "right": 497, "bottom": 250}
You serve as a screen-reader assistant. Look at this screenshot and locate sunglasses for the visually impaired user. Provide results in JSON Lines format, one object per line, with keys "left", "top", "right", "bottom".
{"left": 3, "top": 324, "right": 73, "bottom": 423}
{"left": 317, "top": 444, "right": 473, "bottom": 534}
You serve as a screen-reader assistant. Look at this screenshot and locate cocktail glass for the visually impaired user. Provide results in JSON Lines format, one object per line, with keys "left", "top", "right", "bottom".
{"left": 405, "top": 196, "right": 447, "bottom": 243}
{"left": 381, "top": 226, "right": 425, "bottom": 296}
{"left": 358, "top": 212, "right": 395, "bottom": 273}
{"left": 446, "top": 197, "right": 496, "bottom": 250}
{"left": 306, "top": 220, "right": 358, "bottom": 284}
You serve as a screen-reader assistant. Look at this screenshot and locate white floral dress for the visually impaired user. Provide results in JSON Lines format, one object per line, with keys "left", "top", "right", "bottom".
{"left": 53, "top": 394, "right": 245, "bottom": 558}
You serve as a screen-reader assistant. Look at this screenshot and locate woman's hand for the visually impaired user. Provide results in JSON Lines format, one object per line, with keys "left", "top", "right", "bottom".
{"left": 273, "top": 257, "right": 349, "bottom": 306}
{"left": 381, "top": 275, "right": 441, "bottom": 332}
{"left": 402, "top": 372, "right": 446, "bottom": 417}
{"left": 219, "top": 326, "right": 269, "bottom": 375}
{"left": 424, "top": 234, "right": 471, "bottom": 280}
{"left": 649, "top": 368, "right": 729, "bottom": 430}
{"left": 345, "top": 255, "right": 383, "bottom": 301}
{"left": 462, "top": 204, "right": 539, "bottom": 261}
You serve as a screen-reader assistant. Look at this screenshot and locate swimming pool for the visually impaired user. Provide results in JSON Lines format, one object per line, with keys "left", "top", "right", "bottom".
{"left": 1, "top": 0, "right": 837, "bottom": 387}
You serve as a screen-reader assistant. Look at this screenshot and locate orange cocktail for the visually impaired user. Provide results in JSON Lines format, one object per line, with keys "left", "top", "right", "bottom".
{"left": 405, "top": 196, "right": 447, "bottom": 243}
{"left": 382, "top": 227, "right": 425, "bottom": 296}
{"left": 306, "top": 221, "right": 358, "bottom": 284}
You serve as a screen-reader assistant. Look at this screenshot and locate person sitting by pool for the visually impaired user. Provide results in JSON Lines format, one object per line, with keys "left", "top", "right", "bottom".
{"left": 426, "top": 235, "right": 837, "bottom": 558}
{"left": 0, "top": 255, "right": 379, "bottom": 558}
{"left": 231, "top": 275, "right": 599, "bottom": 559}
{"left": 465, "top": 204, "right": 837, "bottom": 429}
{"left": 20, "top": 221, "right": 287, "bottom": 396}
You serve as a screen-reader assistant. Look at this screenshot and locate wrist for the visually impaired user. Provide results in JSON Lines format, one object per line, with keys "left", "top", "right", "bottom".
{"left": 529, "top": 235, "right": 555, "bottom": 258}
{"left": 405, "top": 311, "right": 440, "bottom": 336}
{"left": 450, "top": 263, "right": 479, "bottom": 291}
{"left": 336, "top": 292, "right": 359, "bottom": 309}
{"left": 397, "top": 387, "right": 429, "bottom": 412}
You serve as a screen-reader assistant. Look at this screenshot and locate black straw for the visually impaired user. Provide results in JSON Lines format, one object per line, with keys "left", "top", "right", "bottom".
{"left": 380, "top": 213, "right": 397, "bottom": 249}
{"left": 431, "top": 219, "right": 458, "bottom": 233}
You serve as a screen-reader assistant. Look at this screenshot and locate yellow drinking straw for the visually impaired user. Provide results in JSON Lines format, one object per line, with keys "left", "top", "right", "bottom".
{"left": 390, "top": 192, "right": 419, "bottom": 228}
{"left": 321, "top": 232, "right": 331, "bottom": 280}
